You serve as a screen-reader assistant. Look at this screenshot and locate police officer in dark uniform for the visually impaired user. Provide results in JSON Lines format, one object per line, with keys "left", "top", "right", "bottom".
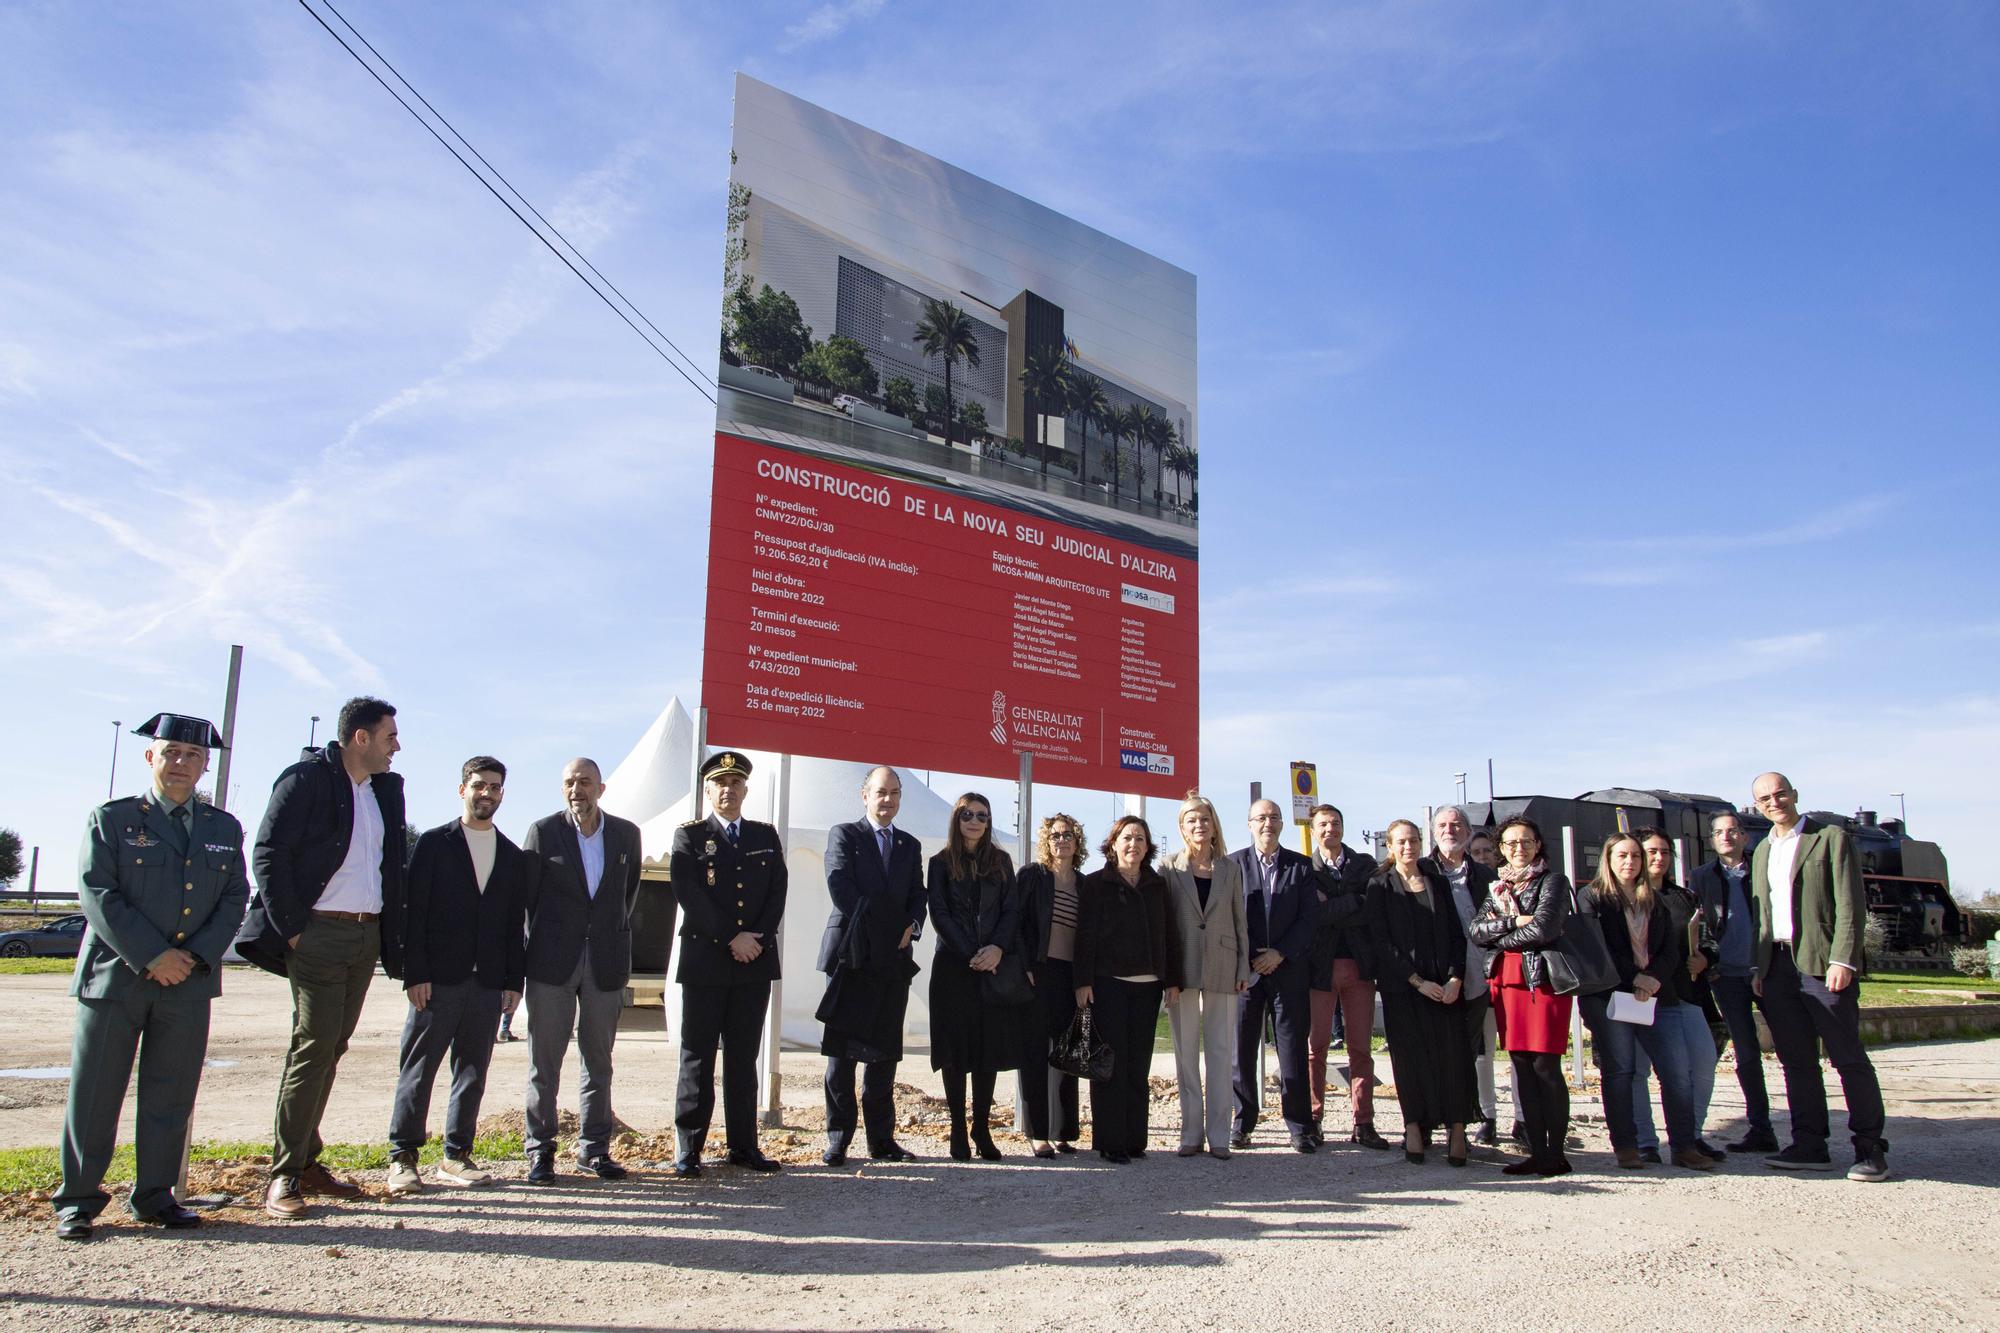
{"left": 53, "top": 714, "right": 250, "bottom": 1240}
{"left": 669, "top": 751, "right": 786, "bottom": 1175}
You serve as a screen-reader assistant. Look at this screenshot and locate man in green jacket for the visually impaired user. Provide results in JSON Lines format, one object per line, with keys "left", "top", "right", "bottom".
{"left": 1749, "top": 771, "right": 1887, "bottom": 1182}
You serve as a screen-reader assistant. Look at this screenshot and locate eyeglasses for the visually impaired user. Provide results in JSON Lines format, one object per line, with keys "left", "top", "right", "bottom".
{"left": 1049, "top": 830, "right": 1075, "bottom": 840}
{"left": 958, "top": 810, "right": 990, "bottom": 823}
{"left": 1499, "top": 839, "right": 1535, "bottom": 850}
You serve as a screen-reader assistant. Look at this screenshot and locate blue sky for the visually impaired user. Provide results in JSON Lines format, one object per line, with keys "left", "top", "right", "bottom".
{"left": 2, "top": 1, "right": 1995, "bottom": 895}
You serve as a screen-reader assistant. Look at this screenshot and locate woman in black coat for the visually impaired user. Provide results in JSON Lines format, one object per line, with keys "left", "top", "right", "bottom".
{"left": 926, "top": 792, "right": 1024, "bottom": 1161}
{"left": 1073, "top": 814, "right": 1181, "bottom": 1164}
{"left": 1016, "top": 813, "right": 1087, "bottom": 1157}
{"left": 1368, "top": 819, "right": 1477, "bottom": 1165}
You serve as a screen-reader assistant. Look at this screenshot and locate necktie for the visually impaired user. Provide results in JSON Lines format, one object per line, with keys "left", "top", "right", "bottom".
{"left": 170, "top": 807, "right": 191, "bottom": 856}
{"left": 725, "top": 822, "right": 740, "bottom": 847}
{"left": 877, "top": 826, "right": 893, "bottom": 868}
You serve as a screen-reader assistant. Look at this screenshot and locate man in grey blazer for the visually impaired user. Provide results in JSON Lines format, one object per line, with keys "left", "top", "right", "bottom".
{"left": 1749, "top": 771, "right": 1887, "bottom": 1182}
{"left": 520, "top": 758, "right": 644, "bottom": 1185}
{"left": 54, "top": 714, "right": 249, "bottom": 1240}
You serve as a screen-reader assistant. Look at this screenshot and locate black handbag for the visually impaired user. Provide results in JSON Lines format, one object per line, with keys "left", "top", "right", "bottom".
{"left": 1049, "top": 1005, "right": 1115, "bottom": 1080}
{"left": 978, "top": 952, "right": 1034, "bottom": 1008}
{"left": 1544, "top": 886, "right": 1619, "bottom": 996}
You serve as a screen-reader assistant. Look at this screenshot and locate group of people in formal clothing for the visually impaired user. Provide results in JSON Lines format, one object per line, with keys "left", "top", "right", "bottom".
{"left": 51, "top": 698, "right": 1894, "bottom": 1240}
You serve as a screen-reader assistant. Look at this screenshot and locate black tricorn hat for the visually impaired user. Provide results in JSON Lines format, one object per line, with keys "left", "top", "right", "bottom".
{"left": 132, "top": 713, "right": 227, "bottom": 749}
{"left": 699, "top": 750, "right": 752, "bottom": 782}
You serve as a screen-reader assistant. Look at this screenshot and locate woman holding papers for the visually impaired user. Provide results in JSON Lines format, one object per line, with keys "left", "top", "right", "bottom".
{"left": 1467, "top": 816, "right": 1575, "bottom": 1178}
{"left": 1578, "top": 833, "right": 1717, "bottom": 1171}
{"left": 1368, "top": 820, "right": 1478, "bottom": 1167}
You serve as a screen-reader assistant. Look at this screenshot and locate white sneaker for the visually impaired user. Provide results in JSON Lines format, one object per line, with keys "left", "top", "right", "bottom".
{"left": 436, "top": 1155, "right": 490, "bottom": 1186}
{"left": 385, "top": 1156, "right": 423, "bottom": 1195}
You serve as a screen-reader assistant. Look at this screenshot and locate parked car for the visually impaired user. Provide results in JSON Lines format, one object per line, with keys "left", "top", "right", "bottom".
{"left": 0, "top": 913, "right": 87, "bottom": 958}
{"left": 832, "top": 394, "right": 867, "bottom": 415}
{"left": 744, "top": 365, "right": 786, "bottom": 383}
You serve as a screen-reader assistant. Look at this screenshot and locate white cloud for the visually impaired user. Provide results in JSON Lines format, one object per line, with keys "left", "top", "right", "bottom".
{"left": 780, "top": 0, "right": 888, "bottom": 52}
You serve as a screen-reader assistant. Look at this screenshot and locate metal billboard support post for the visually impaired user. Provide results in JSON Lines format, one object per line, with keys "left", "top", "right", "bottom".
{"left": 182, "top": 643, "right": 243, "bottom": 1208}
{"left": 760, "top": 752, "right": 791, "bottom": 1126}
{"left": 1563, "top": 825, "right": 1586, "bottom": 1091}
{"left": 1014, "top": 753, "right": 1033, "bottom": 1136}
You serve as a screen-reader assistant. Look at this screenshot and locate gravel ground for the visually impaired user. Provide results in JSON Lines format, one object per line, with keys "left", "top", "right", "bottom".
{"left": 2, "top": 972, "right": 1996, "bottom": 1330}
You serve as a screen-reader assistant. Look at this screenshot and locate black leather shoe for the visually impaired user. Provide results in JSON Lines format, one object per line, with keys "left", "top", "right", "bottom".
{"left": 1290, "top": 1137, "right": 1317, "bottom": 1154}
{"left": 55, "top": 1213, "right": 93, "bottom": 1242}
{"left": 581, "top": 1155, "right": 628, "bottom": 1181}
{"left": 525, "top": 1152, "right": 556, "bottom": 1186}
{"left": 726, "top": 1151, "right": 782, "bottom": 1172}
{"left": 672, "top": 1160, "right": 704, "bottom": 1179}
{"left": 136, "top": 1202, "right": 201, "bottom": 1229}
{"left": 868, "top": 1143, "right": 917, "bottom": 1162}
{"left": 1639, "top": 1147, "right": 1663, "bottom": 1165}
{"left": 1694, "top": 1140, "right": 1728, "bottom": 1160}
{"left": 1228, "top": 1132, "right": 1252, "bottom": 1150}
{"left": 822, "top": 1150, "right": 847, "bottom": 1167}
{"left": 1766, "top": 1143, "right": 1834, "bottom": 1172}
{"left": 1054, "top": 1142, "right": 1077, "bottom": 1154}
{"left": 1474, "top": 1119, "right": 1498, "bottom": 1147}
{"left": 1351, "top": 1125, "right": 1391, "bottom": 1150}
{"left": 1730, "top": 1129, "right": 1780, "bottom": 1154}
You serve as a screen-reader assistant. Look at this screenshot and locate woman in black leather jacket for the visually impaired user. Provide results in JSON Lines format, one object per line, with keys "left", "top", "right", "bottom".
{"left": 1468, "top": 817, "right": 1574, "bottom": 1177}
{"left": 926, "top": 792, "right": 1023, "bottom": 1161}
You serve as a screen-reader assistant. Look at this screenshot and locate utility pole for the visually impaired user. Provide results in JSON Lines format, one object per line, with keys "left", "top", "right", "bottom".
{"left": 107, "top": 720, "right": 121, "bottom": 798}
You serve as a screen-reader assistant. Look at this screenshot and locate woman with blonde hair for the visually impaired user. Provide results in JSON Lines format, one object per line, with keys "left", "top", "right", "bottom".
{"left": 1017, "top": 812, "right": 1087, "bottom": 1157}
{"left": 925, "top": 792, "right": 1023, "bottom": 1161}
{"left": 1368, "top": 819, "right": 1477, "bottom": 1166}
{"left": 1159, "top": 792, "right": 1250, "bottom": 1158}
{"left": 1577, "top": 832, "right": 1713, "bottom": 1171}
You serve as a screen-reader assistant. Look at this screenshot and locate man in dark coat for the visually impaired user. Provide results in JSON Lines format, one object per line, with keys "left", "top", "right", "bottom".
{"left": 1307, "top": 803, "right": 1385, "bottom": 1148}
{"left": 520, "top": 757, "right": 644, "bottom": 1184}
{"left": 1227, "top": 798, "right": 1320, "bottom": 1152}
{"left": 817, "top": 765, "right": 926, "bottom": 1165}
{"left": 239, "top": 695, "right": 406, "bottom": 1221}
{"left": 669, "top": 751, "right": 786, "bottom": 1175}
{"left": 54, "top": 714, "right": 249, "bottom": 1240}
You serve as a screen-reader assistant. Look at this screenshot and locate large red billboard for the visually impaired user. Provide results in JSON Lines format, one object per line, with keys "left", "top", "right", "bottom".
{"left": 700, "top": 433, "right": 1197, "bottom": 798}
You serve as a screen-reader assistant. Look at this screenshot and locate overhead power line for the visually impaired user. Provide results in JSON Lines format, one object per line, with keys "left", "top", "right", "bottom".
{"left": 298, "top": 0, "right": 717, "bottom": 404}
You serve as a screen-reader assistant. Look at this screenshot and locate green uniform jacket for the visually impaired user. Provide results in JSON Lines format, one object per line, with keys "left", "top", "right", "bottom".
{"left": 1750, "top": 817, "right": 1865, "bottom": 981}
{"left": 72, "top": 794, "right": 251, "bottom": 1001}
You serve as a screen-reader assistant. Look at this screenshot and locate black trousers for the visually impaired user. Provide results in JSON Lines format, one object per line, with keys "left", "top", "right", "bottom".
{"left": 1760, "top": 945, "right": 1884, "bottom": 1151}
{"left": 1020, "top": 958, "right": 1081, "bottom": 1142}
{"left": 1233, "top": 971, "right": 1311, "bottom": 1137}
{"left": 1089, "top": 977, "right": 1162, "bottom": 1156}
{"left": 824, "top": 1056, "right": 897, "bottom": 1155}
{"left": 1509, "top": 1051, "right": 1569, "bottom": 1163}
{"left": 675, "top": 980, "right": 770, "bottom": 1161}
{"left": 1710, "top": 973, "right": 1773, "bottom": 1134}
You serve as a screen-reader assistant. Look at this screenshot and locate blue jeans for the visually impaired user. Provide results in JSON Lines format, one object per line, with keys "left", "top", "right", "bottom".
{"left": 1581, "top": 993, "right": 1698, "bottom": 1154}
{"left": 1629, "top": 1000, "right": 1718, "bottom": 1151}
{"left": 1709, "top": 973, "right": 1772, "bottom": 1134}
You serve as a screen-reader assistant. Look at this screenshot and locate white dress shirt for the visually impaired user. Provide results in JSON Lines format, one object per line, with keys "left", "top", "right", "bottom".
{"left": 316, "top": 777, "right": 384, "bottom": 913}
{"left": 1764, "top": 821, "right": 1804, "bottom": 946}
{"left": 573, "top": 814, "right": 606, "bottom": 898}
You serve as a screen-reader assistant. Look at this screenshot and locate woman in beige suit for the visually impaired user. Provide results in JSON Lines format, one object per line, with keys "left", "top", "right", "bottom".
{"left": 1160, "top": 792, "right": 1251, "bottom": 1157}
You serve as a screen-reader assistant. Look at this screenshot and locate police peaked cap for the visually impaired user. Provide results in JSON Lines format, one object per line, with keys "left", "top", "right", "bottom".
{"left": 132, "top": 713, "right": 227, "bottom": 749}
{"left": 700, "top": 750, "right": 753, "bottom": 782}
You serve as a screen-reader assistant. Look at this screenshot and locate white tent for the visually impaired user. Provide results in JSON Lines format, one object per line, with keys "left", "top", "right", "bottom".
{"left": 598, "top": 697, "right": 1019, "bottom": 1046}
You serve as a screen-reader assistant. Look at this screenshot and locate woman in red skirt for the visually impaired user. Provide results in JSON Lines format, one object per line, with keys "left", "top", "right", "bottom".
{"left": 1469, "top": 816, "right": 1576, "bottom": 1177}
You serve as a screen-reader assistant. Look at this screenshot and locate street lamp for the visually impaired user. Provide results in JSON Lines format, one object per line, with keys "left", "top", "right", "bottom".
{"left": 309, "top": 715, "right": 320, "bottom": 747}
{"left": 1891, "top": 792, "right": 1907, "bottom": 825}
{"left": 1454, "top": 772, "right": 1467, "bottom": 806}
{"left": 107, "top": 719, "right": 121, "bottom": 799}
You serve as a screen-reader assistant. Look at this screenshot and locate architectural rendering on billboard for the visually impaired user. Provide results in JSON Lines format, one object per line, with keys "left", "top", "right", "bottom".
{"left": 705, "top": 75, "right": 1198, "bottom": 797}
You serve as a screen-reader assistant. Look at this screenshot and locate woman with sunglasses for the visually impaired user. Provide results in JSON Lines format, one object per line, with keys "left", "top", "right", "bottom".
{"left": 1073, "top": 815, "right": 1182, "bottom": 1164}
{"left": 1368, "top": 819, "right": 1477, "bottom": 1166}
{"left": 1468, "top": 816, "right": 1574, "bottom": 1176}
{"left": 1159, "top": 792, "right": 1249, "bottom": 1158}
{"left": 925, "top": 793, "right": 1024, "bottom": 1160}
{"left": 1578, "top": 832, "right": 1715, "bottom": 1171}
{"left": 1016, "top": 812, "right": 1088, "bottom": 1157}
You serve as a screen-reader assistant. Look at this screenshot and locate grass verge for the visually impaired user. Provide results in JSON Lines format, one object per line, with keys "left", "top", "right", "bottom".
{"left": 0, "top": 958, "right": 76, "bottom": 976}
{"left": 0, "top": 1131, "right": 526, "bottom": 1195}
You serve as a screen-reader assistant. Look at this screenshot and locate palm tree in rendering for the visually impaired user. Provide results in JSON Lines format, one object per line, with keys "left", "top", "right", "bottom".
{"left": 1127, "top": 404, "right": 1158, "bottom": 505}
{"left": 914, "top": 297, "right": 980, "bottom": 451}
{"left": 1066, "top": 371, "right": 1110, "bottom": 491}
{"left": 1101, "top": 403, "right": 1129, "bottom": 499}
{"left": 1019, "top": 347, "right": 1070, "bottom": 482}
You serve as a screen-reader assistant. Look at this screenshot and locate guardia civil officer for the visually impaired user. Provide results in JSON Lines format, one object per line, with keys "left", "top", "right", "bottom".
{"left": 669, "top": 751, "right": 787, "bottom": 1175}
{"left": 54, "top": 714, "right": 250, "bottom": 1240}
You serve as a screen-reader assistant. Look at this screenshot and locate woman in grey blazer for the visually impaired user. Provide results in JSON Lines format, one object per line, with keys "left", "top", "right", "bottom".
{"left": 1159, "top": 792, "right": 1251, "bottom": 1157}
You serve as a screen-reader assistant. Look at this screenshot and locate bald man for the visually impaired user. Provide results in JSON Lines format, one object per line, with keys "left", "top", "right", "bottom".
{"left": 1227, "top": 799, "right": 1322, "bottom": 1151}
{"left": 1749, "top": 771, "right": 1887, "bottom": 1182}
{"left": 520, "top": 758, "right": 645, "bottom": 1185}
